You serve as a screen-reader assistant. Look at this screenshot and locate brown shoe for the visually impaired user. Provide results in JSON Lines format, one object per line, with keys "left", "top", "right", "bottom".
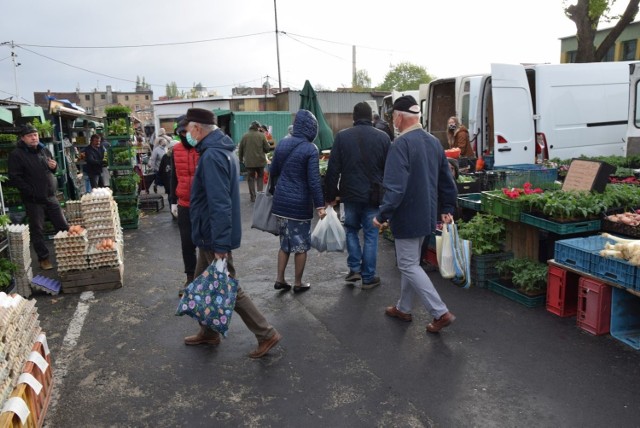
{"left": 249, "top": 331, "right": 282, "bottom": 358}
{"left": 39, "top": 259, "right": 53, "bottom": 270}
{"left": 184, "top": 326, "right": 221, "bottom": 345}
{"left": 426, "top": 312, "right": 456, "bottom": 333}
{"left": 385, "top": 306, "right": 412, "bottom": 322}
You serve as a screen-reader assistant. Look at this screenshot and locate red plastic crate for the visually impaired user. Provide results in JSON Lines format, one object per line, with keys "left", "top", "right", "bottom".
{"left": 576, "top": 277, "right": 612, "bottom": 335}
{"left": 546, "top": 265, "right": 579, "bottom": 317}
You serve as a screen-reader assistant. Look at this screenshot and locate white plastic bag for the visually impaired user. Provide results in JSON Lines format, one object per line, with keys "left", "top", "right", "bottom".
{"left": 311, "top": 206, "right": 346, "bottom": 252}
{"left": 436, "top": 224, "right": 455, "bottom": 279}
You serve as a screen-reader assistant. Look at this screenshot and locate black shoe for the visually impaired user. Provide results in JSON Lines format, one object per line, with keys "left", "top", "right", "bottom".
{"left": 361, "top": 276, "right": 381, "bottom": 290}
{"left": 274, "top": 281, "right": 292, "bottom": 291}
{"left": 293, "top": 283, "right": 311, "bottom": 293}
{"left": 345, "top": 271, "right": 361, "bottom": 282}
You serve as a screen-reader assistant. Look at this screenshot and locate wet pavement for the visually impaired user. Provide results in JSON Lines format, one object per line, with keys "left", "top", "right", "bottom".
{"left": 30, "top": 185, "right": 640, "bottom": 427}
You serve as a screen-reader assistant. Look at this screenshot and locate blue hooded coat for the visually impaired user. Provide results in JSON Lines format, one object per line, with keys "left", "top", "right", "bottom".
{"left": 190, "top": 128, "right": 241, "bottom": 253}
{"left": 270, "top": 110, "right": 324, "bottom": 220}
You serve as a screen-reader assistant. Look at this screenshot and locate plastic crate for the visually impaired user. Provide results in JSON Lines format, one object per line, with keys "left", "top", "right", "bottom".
{"left": 481, "top": 191, "right": 523, "bottom": 222}
{"left": 546, "top": 265, "right": 579, "bottom": 317}
{"left": 576, "top": 277, "right": 611, "bottom": 335}
{"left": 520, "top": 213, "right": 601, "bottom": 235}
{"left": 501, "top": 164, "right": 558, "bottom": 188}
{"left": 456, "top": 179, "right": 481, "bottom": 195}
{"left": 487, "top": 279, "right": 546, "bottom": 308}
{"left": 458, "top": 193, "right": 483, "bottom": 211}
{"left": 554, "top": 235, "right": 614, "bottom": 273}
{"left": 591, "top": 252, "right": 637, "bottom": 290}
{"left": 610, "top": 287, "right": 640, "bottom": 350}
{"left": 601, "top": 217, "right": 640, "bottom": 239}
{"left": 108, "top": 146, "right": 134, "bottom": 167}
{"left": 471, "top": 252, "right": 513, "bottom": 289}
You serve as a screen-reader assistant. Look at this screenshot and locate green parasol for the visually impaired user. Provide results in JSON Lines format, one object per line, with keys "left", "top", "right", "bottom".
{"left": 299, "top": 80, "right": 334, "bottom": 150}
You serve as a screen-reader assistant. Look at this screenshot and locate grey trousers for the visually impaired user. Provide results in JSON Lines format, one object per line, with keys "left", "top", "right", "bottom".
{"left": 394, "top": 236, "right": 449, "bottom": 319}
{"left": 195, "top": 249, "right": 276, "bottom": 341}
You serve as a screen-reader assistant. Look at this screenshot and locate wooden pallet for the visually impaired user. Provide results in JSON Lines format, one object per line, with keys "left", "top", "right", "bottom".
{"left": 58, "top": 264, "right": 123, "bottom": 294}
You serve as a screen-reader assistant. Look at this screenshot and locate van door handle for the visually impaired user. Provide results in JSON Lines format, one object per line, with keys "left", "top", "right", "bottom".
{"left": 497, "top": 147, "right": 511, "bottom": 152}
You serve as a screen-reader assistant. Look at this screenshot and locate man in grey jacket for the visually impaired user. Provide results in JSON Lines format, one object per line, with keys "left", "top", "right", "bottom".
{"left": 374, "top": 95, "right": 458, "bottom": 334}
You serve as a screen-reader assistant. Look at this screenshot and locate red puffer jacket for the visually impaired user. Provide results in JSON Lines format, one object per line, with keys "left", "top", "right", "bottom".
{"left": 172, "top": 143, "right": 200, "bottom": 207}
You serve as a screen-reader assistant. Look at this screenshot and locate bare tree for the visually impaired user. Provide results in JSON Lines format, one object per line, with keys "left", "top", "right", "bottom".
{"left": 565, "top": 0, "right": 640, "bottom": 62}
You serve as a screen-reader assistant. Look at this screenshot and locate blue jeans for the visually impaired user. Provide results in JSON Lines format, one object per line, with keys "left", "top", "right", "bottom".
{"left": 343, "top": 202, "right": 379, "bottom": 282}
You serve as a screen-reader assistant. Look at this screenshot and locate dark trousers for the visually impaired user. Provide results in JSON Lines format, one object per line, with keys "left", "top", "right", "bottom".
{"left": 177, "top": 205, "right": 197, "bottom": 276}
{"left": 88, "top": 173, "right": 105, "bottom": 189}
{"left": 24, "top": 197, "right": 69, "bottom": 261}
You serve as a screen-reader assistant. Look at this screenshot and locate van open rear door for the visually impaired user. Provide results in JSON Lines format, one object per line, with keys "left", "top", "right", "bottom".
{"left": 490, "top": 64, "right": 535, "bottom": 166}
{"left": 627, "top": 62, "right": 640, "bottom": 156}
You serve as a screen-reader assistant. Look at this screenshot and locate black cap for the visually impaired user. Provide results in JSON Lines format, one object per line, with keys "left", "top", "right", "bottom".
{"left": 184, "top": 108, "right": 215, "bottom": 125}
{"left": 19, "top": 124, "right": 38, "bottom": 136}
{"left": 175, "top": 115, "right": 188, "bottom": 134}
{"left": 392, "top": 95, "right": 420, "bottom": 114}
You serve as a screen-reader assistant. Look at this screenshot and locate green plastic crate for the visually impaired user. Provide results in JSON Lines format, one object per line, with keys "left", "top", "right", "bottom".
{"left": 458, "top": 193, "right": 483, "bottom": 211}
{"left": 488, "top": 279, "right": 546, "bottom": 308}
{"left": 481, "top": 191, "right": 523, "bottom": 222}
{"left": 520, "top": 213, "right": 601, "bottom": 235}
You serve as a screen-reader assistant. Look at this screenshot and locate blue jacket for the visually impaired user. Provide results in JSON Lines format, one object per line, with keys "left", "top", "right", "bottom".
{"left": 376, "top": 126, "right": 458, "bottom": 239}
{"left": 190, "top": 128, "right": 241, "bottom": 253}
{"left": 324, "top": 120, "right": 391, "bottom": 203}
{"left": 270, "top": 110, "right": 324, "bottom": 220}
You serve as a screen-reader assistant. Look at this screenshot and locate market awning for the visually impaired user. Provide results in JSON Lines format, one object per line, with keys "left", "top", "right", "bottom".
{"left": 0, "top": 107, "right": 12, "bottom": 124}
{"left": 19, "top": 105, "right": 45, "bottom": 123}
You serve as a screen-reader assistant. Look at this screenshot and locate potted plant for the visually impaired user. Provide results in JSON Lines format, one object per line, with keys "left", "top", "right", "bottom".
{"left": 494, "top": 258, "right": 530, "bottom": 285}
{"left": 0, "top": 257, "right": 17, "bottom": 292}
{"left": 0, "top": 133, "right": 18, "bottom": 147}
{"left": 458, "top": 213, "right": 511, "bottom": 287}
{"left": 512, "top": 260, "right": 548, "bottom": 296}
{"left": 31, "top": 118, "right": 55, "bottom": 141}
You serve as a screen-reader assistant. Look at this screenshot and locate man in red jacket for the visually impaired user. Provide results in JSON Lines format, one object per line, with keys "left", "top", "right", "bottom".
{"left": 169, "top": 115, "right": 200, "bottom": 294}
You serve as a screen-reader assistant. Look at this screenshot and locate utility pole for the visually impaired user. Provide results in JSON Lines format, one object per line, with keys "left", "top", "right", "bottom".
{"left": 273, "top": 0, "right": 282, "bottom": 91}
{"left": 9, "top": 41, "right": 20, "bottom": 99}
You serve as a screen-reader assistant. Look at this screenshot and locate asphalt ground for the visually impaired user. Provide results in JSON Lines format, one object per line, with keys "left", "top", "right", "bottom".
{"left": 29, "top": 184, "right": 640, "bottom": 428}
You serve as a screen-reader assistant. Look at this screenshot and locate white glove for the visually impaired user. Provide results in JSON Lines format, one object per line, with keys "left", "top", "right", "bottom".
{"left": 171, "top": 204, "right": 178, "bottom": 218}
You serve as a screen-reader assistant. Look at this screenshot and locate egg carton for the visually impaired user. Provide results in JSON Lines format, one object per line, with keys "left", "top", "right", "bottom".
{"left": 30, "top": 275, "right": 61, "bottom": 295}
{"left": 54, "top": 229, "right": 88, "bottom": 240}
{"left": 57, "top": 261, "right": 90, "bottom": 272}
{"left": 88, "top": 254, "right": 120, "bottom": 265}
{"left": 6, "top": 224, "right": 29, "bottom": 234}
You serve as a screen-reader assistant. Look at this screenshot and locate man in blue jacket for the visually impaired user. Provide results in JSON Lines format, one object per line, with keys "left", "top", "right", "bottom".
{"left": 373, "top": 95, "right": 458, "bottom": 334}
{"left": 182, "top": 108, "right": 282, "bottom": 358}
{"left": 325, "top": 102, "right": 391, "bottom": 289}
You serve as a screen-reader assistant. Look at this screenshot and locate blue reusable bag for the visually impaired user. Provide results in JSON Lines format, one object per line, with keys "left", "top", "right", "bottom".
{"left": 176, "top": 259, "right": 238, "bottom": 336}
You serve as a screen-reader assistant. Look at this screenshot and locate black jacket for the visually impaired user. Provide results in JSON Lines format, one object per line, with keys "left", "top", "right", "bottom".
{"left": 83, "top": 144, "right": 105, "bottom": 176}
{"left": 8, "top": 140, "right": 58, "bottom": 203}
{"left": 324, "top": 120, "right": 391, "bottom": 204}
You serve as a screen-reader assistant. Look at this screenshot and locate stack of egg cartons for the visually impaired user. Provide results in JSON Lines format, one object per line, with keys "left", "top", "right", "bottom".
{"left": 7, "top": 225, "right": 32, "bottom": 298}
{"left": 0, "top": 293, "right": 40, "bottom": 404}
{"left": 81, "top": 188, "right": 122, "bottom": 268}
{"left": 64, "top": 200, "right": 83, "bottom": 226}
{"left": 53, "top": 229, "right": 89, "bottom": 272}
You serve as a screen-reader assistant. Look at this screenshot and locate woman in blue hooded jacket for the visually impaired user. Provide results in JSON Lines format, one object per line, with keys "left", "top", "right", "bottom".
{"left": 269, "top": 110, "right": 327, "bottom": 292}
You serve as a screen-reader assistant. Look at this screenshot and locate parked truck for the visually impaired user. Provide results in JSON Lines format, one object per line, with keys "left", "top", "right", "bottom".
{"left": 424, "top": 62, "right": 630, "bottom": 166}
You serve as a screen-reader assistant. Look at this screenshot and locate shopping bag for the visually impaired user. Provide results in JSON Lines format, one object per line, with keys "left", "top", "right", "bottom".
{"left": 436, "top": 224, "right": 455, "bottom": 279}
{"left": 251, "top": 189, "right": 279, "bottom": 236}
{"left": 311, "top": 206, "right": 346, "bottom": 252}
{"left": 449, "top": 222, "right": 472, "bottom": 289}
{"left": 175, "top": 258, "right": 238, "bottom": 336}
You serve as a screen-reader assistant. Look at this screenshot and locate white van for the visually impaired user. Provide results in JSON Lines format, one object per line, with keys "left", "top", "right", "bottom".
{"left": 425, "top": 63, "right": 630, "bottom": 166}
{"left": 625, "top": 62, "right": 640, "bottom": 156}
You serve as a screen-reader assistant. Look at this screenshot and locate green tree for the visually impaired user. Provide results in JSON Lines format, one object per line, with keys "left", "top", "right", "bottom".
{"left": 166, "top": 82, "right": 179, "bottom": 98}
{"left": 377, "top": 62, "right": 434, "bottom": 92}
{"left": 352, "top": 69, "right": 372, "bottom": 91}
{"left": 565, "top": 0, "right": 640, "bottom": 62}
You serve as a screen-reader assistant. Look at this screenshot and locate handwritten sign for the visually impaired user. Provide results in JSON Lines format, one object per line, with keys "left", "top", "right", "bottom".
{"left": 562, "top": 159, "right": 614, "bottom": 193}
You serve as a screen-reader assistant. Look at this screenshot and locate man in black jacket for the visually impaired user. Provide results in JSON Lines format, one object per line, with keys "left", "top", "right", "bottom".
{"left": 324, "top": 102, "right": 391, "bottom": 289}
{"left": 83, "top": 134, "right": 106, "bottom": 190}
{"left": 8, "top": 124, "right": 69, "bottom": 270}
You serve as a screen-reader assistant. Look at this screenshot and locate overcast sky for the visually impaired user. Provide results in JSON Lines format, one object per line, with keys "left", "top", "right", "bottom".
{"left": 0, "top": 0, "right": 617, "bottom": 104}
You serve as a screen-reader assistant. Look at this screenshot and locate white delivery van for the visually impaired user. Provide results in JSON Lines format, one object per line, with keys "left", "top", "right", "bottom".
{"left": 478, "top": 62, "right": 630, "bottom": 166}
{"left": 625, "top": 62, "right": 640, "bottom": 156}
{"left": 425, "top": 63, "right": 630, "bottom": 166}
